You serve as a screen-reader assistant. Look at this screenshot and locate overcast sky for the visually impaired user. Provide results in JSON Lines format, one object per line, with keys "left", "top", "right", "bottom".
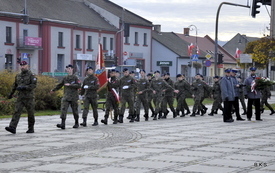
{"left": 110, "top": 0, "right": 271, "bottom": 42}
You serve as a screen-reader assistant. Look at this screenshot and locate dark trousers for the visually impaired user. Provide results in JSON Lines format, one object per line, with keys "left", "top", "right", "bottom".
{"left": 247, "top": 98, "right": 261, "bottom": 120}
{"left": 233, "top": 97, "right": 242, "bottom": 119}
{"left": 223, "top": 100, "right": 233, "bottom": 122}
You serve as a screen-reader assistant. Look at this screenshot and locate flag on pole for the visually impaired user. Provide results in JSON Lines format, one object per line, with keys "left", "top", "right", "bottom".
{"left": 187, "top": 43, "right": 196, "bottom": 56}
{"left": 235, "top": 48, "right": 242, "bottom": 58}
{"left": 95, "top": 44, "right": 107, "bottom": 92}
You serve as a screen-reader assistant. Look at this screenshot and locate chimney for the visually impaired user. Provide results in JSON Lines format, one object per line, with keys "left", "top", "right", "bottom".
{"left": 184, "top": 28, "right": 190, "bottom": 36}
{"left": 153, "top": 25, "right": 161, "bottom": 33}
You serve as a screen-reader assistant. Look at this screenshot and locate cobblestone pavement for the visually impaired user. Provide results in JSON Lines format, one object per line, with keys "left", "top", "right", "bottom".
{"left": 1, "top": 102, "right": 275, "bottom": 173}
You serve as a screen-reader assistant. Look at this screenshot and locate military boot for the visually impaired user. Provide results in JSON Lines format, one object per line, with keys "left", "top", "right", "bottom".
{"left": 135, "top": 114, "right": 140, "bottom": 122}
{"left": 73, "top": 119, "right": 79, "bottom": 128}
{"left": 185, "top": 109, "right": 191, "bottom": 115}
{"left": 270, "top": 110, "right": 275, "bottom": 115}
{"left": 129, "top": 114, "right": 135, "bottom": 123}
{"left": 208, "top": 110, "right": 214, "bottom": 116}
{"left": 162, "top": 111, "right": 168, "bottom": 119}
{"left": 80, "top": 117, "right": 87, "bottom": 127}
{"left": 158, "top": 111, "right": 163, "bottom": 119}
{"left": 118, "top": 115, "right": 124, "bottom": 123}
{"left": 26, "top": 127, "right": 34, "bottom": 133}
{"left": 190, "top": 112, "right": 196, "bottom": 117}
{"left": 144, "top": 114, "right": 149, "bottom": 121}
{"left": 113, "top": 114, "right": 118, "bottom": 124}
{"left": 173, "top": 111, "right": 177, "bottom": 118}
{"left": 151, "top": 111, "right": 155, "bottom": 117}
{"left": 57, "top": 119, "right": 66, "bottom": 129}
{"left": 5, "top": 126, "right": 16, "bottom": 134}
{"left": 153, "top": 113, "right": 157, "bottom": 120}
{"left": 101, "top": 115, "right": 108, "bottom": 125}
{"left": 201, "top": 109, "right": 206, "bottom": 116}
{"left": 176, "top": 109, "right": 180, "bottom": 116}
{"left": 127, "top": 114, "right": 132, "bottom": 119}
{"left": 180, "top": 110, "right": 185, "bottom": 117}
{"left": 196, "top": 110, "right": 200, "bottom": 115}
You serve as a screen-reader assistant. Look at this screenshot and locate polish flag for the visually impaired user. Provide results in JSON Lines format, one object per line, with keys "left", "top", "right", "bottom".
{"left": 235, "top": 48, "right": 242, "bottom": 58}
{"left": 188, "top": 43, "right": 196, "bottom": 56}
{"left": 95, "top": 44, "right": 108, "bottom": 92}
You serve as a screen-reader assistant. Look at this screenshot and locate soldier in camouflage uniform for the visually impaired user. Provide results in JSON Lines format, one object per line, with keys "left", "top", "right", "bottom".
{"left": 80, "top": 67, "right": 99, "bottom": 126}
{"left": 5, "top": 61, "right": 37, "bottom": 134}
{"left": 151, "top": 70, "right": 178, "bottom": 120}
{"left": 174, "top": 74, "right": 192, "bottom": 117}
{"left": 51, "top": 64, "right": 81, "bottom": 129}
{"left": 237, "top": 76, "right": 247, "bottom": 115}
{"left": 260, "top": 85, "right": 275, "bottom": 115}
{"left": 133, "top": 69, "right": 150, "bottom": 122}
{"left": 101, "top": 69, "right": 120, "bottom": 125}
{"left": 182, "top": 74, "right": 191, "bottom": 115}
{"left": 147, "top": 73, "right": 155, "bottom": 117}
{"left": 208, "top": 76, "right": 223, "bottom": 116}
{"left": 161, "top": 73, "right": 177, "bottom": 118}
{"left": 119, "top": 68, "right": 136, "bottom": 123}
{"left": 191, "top": 74, "right": 207, "bottom": 117}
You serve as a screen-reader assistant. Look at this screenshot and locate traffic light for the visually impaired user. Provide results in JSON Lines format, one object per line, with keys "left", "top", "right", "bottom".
{"left": 218, "top": 54, "right": 224, "bottom": 64}
{"left": 22, "top": 15, "right": 29, "bottom": 24}
{"left": 251, "top": 0, "right": 261, "bottom": 18}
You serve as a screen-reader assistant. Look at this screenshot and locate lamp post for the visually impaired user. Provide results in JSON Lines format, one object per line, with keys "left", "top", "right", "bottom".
{"left": 187, "top": 24, "right": 198, "bottom": 77}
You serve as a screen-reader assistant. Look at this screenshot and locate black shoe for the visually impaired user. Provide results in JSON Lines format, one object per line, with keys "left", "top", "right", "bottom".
{"left": 256, "top": 119, "right": 263, "bottom": 121}
{"left": 224, "top": 119, "right": 234, "bottom": 123}
{"left": 80, "top": 122, "right": 87, "bottom": 127}
{"left": 180, "top": 114, "right": 185, "bottom": 117}
{"left": 236, "top": 118, "right": 245, "bottom": 121}
{"left": 190, "top": 113, "right": 196, "bottom": 117}
{"left": 196, "top": 110, "right": 200, "bottom": 115}
{"left": 101, "top": 119, "right": 108, "bottom": 125}
{"left": 144, "top": 114, "right": 149, "bottom": 121}
{"left": 173, "top": 111, "right": 177, "bottom": 118}
{"left": 57, "top": 124, "right": 65, "bottom": 129}
{"left": 26, "top": 129, "right": 34, "bottom": 133}
{"left": 5, "top": 126, "right": 16, "bottom": 134}
{"left": 185, "top": 110, "right": 191, "bottom": 115}
{"left": 73, "top": 123, "right": 79, "bottom": 129}
{"left": 113, "top": 120, "right": 118, "bottom": 124}
{"left": 92, "top": 122, "right": 98, "bottom": 126}
{"left": 201, "top": 110, "right": 206, "bottom": 116}
{"left": 270, "top": 111, "right": 275, "bottom": 115}
{"left": 208, "top": 111, "right": 214, "bottom": 116}
{"left": 127, "top": 115, "right": 132, "bottom": 119}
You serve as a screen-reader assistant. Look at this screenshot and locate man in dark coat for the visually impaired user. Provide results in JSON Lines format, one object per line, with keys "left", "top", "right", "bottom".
{"left": 208, "top": 76, "right": 223, "bottom": 116}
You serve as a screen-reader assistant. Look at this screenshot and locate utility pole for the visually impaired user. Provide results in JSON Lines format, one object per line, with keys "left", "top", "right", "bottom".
{"left": 214, "top": 2, "right": 250, "bottom": 76}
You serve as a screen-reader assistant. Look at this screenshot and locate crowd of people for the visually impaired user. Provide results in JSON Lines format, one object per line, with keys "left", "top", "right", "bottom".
{"left": 4, "top": 62, "right": 274, "bottom": 134}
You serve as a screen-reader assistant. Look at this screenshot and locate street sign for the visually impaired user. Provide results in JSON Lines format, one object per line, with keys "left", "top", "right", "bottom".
{"left": 205, "top": 53, "right": 212, "bottom": 59}
{"left": 191, "top": 54, "right": 199, "bottom": 61}
{"left": 205, "top": 60, "right": 211, "bottom": 67}
{"left": 240, "top": 54, "right": 252, "bottom": 63}
{"left": 217, "top": 64, "right": 224, "bottom": 68}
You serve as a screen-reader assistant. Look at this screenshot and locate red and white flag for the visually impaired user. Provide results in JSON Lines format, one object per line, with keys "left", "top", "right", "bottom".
{"left": 235, "top": 48, "right": 242, "bottom": 58}
{"left": 95, "top": 44, "right": 107, "bottom": 92}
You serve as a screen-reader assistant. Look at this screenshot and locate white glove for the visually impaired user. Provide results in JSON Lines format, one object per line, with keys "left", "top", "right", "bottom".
{"left": 122, "top": 86, "right": 129, "bottom": 89}
{"left": 84, "top": 85, "right": 89, "bottom": 89}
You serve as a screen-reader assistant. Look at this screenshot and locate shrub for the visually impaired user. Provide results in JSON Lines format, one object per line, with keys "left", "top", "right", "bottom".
{"left": 0, "top": 95, "right": 15, "bottom": 116}
{"left": 0, "top": 70, "right": 16, "bottom": 97}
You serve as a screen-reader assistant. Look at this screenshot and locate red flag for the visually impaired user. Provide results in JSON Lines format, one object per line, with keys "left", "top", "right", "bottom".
{"left": 187, "top": 43, "right": 196, "bottom": 56}
{"left": 95, "top": 44, "right": 107, "bottom": 91}
{"left": 235, "top": 48, "right": 242, "bottom": 58}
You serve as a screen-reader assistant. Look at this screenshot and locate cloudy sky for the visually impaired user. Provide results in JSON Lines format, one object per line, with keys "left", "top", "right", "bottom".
{"left": 111, "top": 0, "right": 271, "bottom": 42}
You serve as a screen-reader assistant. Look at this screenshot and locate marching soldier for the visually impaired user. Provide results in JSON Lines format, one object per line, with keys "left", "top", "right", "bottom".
{"left": 191, "top": 74, "right": 207, "bottom": 117}
{"left": 151, "top": 70, "right": 178, "bottom": 120}
{"left": 174, "top": 74, "right": 192, "bottom": 117}
{"left": 147, "top": 73, "right": 155, "bottom": 117}
{"left": 101, "top": 69, "right": 120, "bottom": 125}
{"left": 5, "top": 61, "right": 37, "bottom": 134}
{"left": 208, "top": 76, "right": 223, "bottom": 116}
{"left": 51, "top": 64, "right": 81, "bottom": 129}
{"left": 134, "top": 69, "right": 150, "bottom": 122}
{"left": 162, "top": 73, "right": 177, "bottom": 118}
{"left": 80, "top": 67, "right": 99, "bottom": 126}
{"left": 119, "top": 68, "right": 136, "bottom": 123}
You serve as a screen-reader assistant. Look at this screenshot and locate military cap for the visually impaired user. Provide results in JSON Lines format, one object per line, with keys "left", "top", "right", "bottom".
{"left": 66, "top": 64, "right": 74, "bottom": 68}
{"left": 140, "top": 69, "right": 146, "bottom": 73}
{"left": 224, "top": 68, "right": 231, "bottom": 73}
{"left": 176, "top": 74, "right": 182, "bottom": 78}
{"left": 110, "top": 69, "right": 116, "bottom": 72}
{"left": 165, "top": 72, "right": 170, "bottom": 76}
{"left": 86, "top": 66, "right": 93, "bottom": 71}
{"left": 20, "top": 61, "right": 28, "bottom": 66}
{"left": 115, "top": 70, "right": 120, "bottom": 73}
{"left": 231, "top": 69, "right": 238, "bottom": 73}
{"left": 250, "top": 67, "right": 257, "bottom": 71}
{"left": 123, "top": 68, "right": 128, "bottom": 72}
{"left": 154, "top": 70, "right": 160, "bottom": 74}
{"left": 196, "top": 73, "right": 203, "bottom": 78}
{"left": 213, "top": 76, "right": 220, "bottom": 79}
{"left": 130, "top": 70, "right": 135, "bottom": 74}
{"left": 147, "top": 73, "right": 153, "bottom": 77}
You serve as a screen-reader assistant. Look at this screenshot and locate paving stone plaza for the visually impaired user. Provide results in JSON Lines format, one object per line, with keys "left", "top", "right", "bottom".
{"left": 1, "top": 101, "right": 275, "bottom": 173}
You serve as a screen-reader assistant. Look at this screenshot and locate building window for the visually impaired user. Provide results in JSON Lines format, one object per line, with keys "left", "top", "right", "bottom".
{"left": 6, "top": 27, "right": 12, "bottom": 43}
{"left": 76, "top": 35, "right": 80, "bottom": 49}
{"left": 143, "top": 33, "right": 147, "bottom": 46}
{"left": 5, "top": 54, "right": 13, "bottom": 70}
{"left": 87, "top": 36, "right": 92, "bottom": 50}
{"left": 57, "top": 54, "right": 64, "bottom": 72}
{"left": 110, "top": 38, "right": 113, "bottom": 50}
{"left": 58, "top": 32, "right": 63, "bottom": 47}
{"left": 23, "top": 29, "right": 28, "bottom": 45}
{"left": 125, "top": 37, "right": 129, "bottom": 44}
{"left": 134, "top": 32, "right": 138, "bottom": 45}
{"left": 103, "top": 37, "right": 107, "bottom": 50}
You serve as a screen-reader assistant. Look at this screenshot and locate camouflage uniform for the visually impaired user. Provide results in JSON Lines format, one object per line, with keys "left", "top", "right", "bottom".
{"left": 119, "top": 75, "right": 136, "bottom": 123}
{"left": 102, "top": 76, "right": 120, "bottom": 124}
{"left": 191, "top": 79, "right": 206, "bottom": 116}
{"left": 151, "top": 78, "right": 174, "bottom": 120}
{"left": 162, "top": 77, "right": 176, "bottom": 118}
{"left": 147, "top": 78, "right": 155, "bottom": 116}
{"left": 135, "top": 77, "right": 150, "bottom": 121}
{"left": 174, "top": 79, "right": 192, "bottom": 116}
{"left": 260, "top": 86, "right": 275, "bottom": 114}
{"left": 80, "top": 74, "right": 99, "bottom": 126}
{"left": 52, "top": 74, "right": 81, "bottom": 128}
{"left": 210, "top": 81, "right": 223, "bottom": 113}
{"left": 7, "top": 70, "right": 37, "bottom": 133}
